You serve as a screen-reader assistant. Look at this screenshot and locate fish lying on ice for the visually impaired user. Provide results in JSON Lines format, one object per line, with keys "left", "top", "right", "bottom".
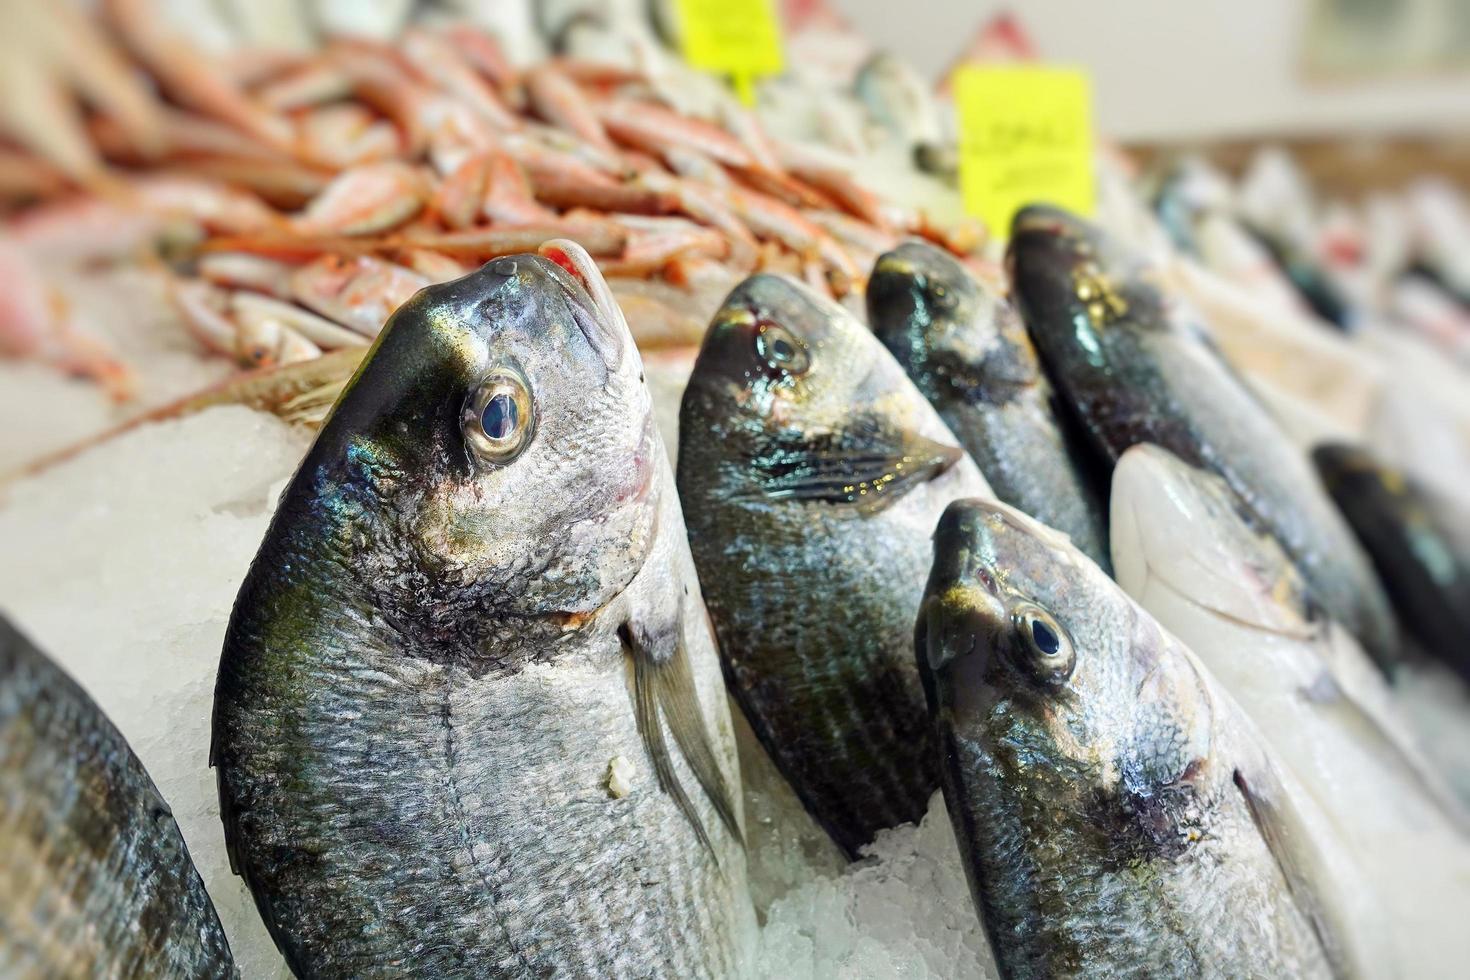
{"left": 1112, "top": 443, "right": 1470, "bottom": 972}
{"left": 1008, "top": 204, "right": 1399, "bottom": 673}
{"left": 1315, "top": 442, "right": 1470, "bottom": 684}
{"left": 677, "top": 273, "right": 991, "bottom": 856}
{"left": 867, "top": 239, "right": 1110, "bottom": 571}
{"left": 918, "top": 498, "right": 1392, "bottom": 980}
{"left": 1, "top": 614, "right": 235, "bottom": 978}
{"left": 213, "top": 243, "right": 753, "bottom": 978}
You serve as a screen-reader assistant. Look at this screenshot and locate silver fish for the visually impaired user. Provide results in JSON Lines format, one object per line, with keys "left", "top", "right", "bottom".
{"left": 919, "top": 498, "right": 1385, "bottom": 979}
{"left": 868, "top": 240, "right": 1110, "bottom": 571}
{"left": 213, "top": 244, "right": 753, "bottom": 978}
{"left": 1112, "top": 443, "right": 1469, "bottom": 974}
{"left": 1, "top": 614, "right": 235, "bottom": 978}
{"left": 678, "top": 273, "right": 991, "bottom": 857}
{"left": 1008, "top": 204, "right": 1400, "bottom": 674}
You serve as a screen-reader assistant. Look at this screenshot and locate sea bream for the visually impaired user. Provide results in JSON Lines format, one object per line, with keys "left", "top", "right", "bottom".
{"left": 1314, "top": 442, "right": 1470, "bottom": 684}
{"left": 1007, "top": 204, "right": 1399, "bottom": 673}
{"left": 1, "top": 614, "right": 235, "bottom": 978}
{"left": 677, "top": 273, "right": 992, "bottom": 857}
{"left": 867, "top": 239, "right": 1110, "bottom": 571}
{"left": 1111, "top": 444, "right": 1470, "bottom": 974}
{"left": 212, "top": 243, "right": 753, "bottom": 978}
{"left": 918, "top": 498, "right": 1390, "bottom": 980}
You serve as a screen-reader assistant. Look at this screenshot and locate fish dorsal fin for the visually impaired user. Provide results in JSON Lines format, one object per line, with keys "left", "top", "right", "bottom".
{"left": 621, "top": 620, "right": 744, "bottom": 859}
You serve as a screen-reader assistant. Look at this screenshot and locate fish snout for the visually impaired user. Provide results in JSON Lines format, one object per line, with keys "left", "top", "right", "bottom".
{"left": 922, "top": 581, "right": 1007, "bottom": 675}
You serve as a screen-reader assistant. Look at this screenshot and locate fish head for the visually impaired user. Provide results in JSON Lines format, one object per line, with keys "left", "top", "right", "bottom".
{"left": 868, "top": 239, "right": 1038, "bottom": 397}
{"left": 921, "top": 496, "right": 1217, "bottom": 811}
{"left": 680, "top": 273, "right": 966, "bottom": 513}
{"left": 294, "top": 246, "right": 657, "bottom": 620}
{"left": 688, "top": 272, "right": 876, "bottom": 416}
{"left": 1007, "top": 204, "right": 1171, "bottom": 362}
{"left": 1111, "top": 444, "right": 1319, "bottom": 638}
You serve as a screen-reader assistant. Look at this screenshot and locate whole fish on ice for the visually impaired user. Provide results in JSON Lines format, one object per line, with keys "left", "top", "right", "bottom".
{"left": 678, "top": 273, "right": 991, "bottom": 856}
{"left": 1315, "top": 442, "right": 1470, "bottom": 684}
{"left": 1008, "top": 204, "right": 1399, "bottom": 672}
{"left": 867, "top": 239, "right": 1110, "bottom": 571}
{"left": 213, "top": 243, "right": 753, "bottom": 978}
{"left": 918, "top": 498, "right": 1390, "bottom": 979}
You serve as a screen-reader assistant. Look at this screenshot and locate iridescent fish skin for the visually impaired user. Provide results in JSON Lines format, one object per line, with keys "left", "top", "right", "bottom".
{"left": 1315, "top": 443, "right": 1470, "bottom": 684}
{"left": 919, "top": 499, "right": 1373, "bottom": 980}
{"left": 1007, "top": 204, "right": 1399, "bottom": 674}
{"left": 213, "top": 251, "right": 752, "bottom": 978}
{"left": 677, "top": 273, "right": 991, "bottom": 857}
{"left": 0, "top": 615, "right": 235, "bottom": 979}
{"left": 868, "top": 240, "right": 1110, "bottom": 572}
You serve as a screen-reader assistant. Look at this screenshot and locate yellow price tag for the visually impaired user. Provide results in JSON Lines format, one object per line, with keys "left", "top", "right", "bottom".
{"left": 675, "top": 0, "right": 784, "bottom": 104}
{"left": 953, "top": 66, "right": 1095, "bottom": 237}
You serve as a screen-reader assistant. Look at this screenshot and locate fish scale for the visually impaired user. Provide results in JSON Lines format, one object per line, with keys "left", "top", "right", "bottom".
{"left": 0, "top": 615, "right": 236, "bottom": 978}
{"left": 921, "top": 499, "right": 1386, "bottom": 979}
{"left": 1008, "top": 204, "right": 1400, "bottom": 674}
{"left": 679, "top": 274, "right": 992, "bottom": 857}
{"left": 213, "top": 252, "right": 752, "bottom": 978}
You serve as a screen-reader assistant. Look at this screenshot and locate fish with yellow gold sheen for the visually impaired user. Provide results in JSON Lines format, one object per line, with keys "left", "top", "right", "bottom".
{"left": 213, "top": 244, "right": 753, "bottom": 978}
{"left": 677, "top": 273, "right": 992, "bottom": 857}
{"left": 867, "top": 240, "right": 1110, "bottom": 572}
{"left": 1008, "top": 204, "right": 1399, "bottom": 674}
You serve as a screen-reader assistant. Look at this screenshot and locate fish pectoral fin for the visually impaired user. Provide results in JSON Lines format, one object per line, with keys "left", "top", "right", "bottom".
{"left": 1232, "top": 765, "right": 1357, "bottom": 980}
{"left": 622, "top": 622, "right": 744, "bottom": 859}
{"left": 752, "top": 414, "right": 963, "bottom": 515}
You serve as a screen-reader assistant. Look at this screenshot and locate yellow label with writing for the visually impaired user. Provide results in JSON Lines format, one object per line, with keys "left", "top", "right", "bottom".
{"left": 953, "top": 66, "right": 1095, "bottom": 237}
{"left": 676, "top": 0, "right": 784, "bottom": 102}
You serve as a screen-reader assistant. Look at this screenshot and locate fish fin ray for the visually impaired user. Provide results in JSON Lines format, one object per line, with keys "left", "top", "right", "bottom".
{"left": 624, "top": 624, "right": 738, "bottom": 861}
{"left": 752, "top": 415, "right": 962, "bottom": 514}
{"left": 654, "top": 634, "right": 745, "bottom": 847}
{"left": 1232, "top": 767, "right": 1352, "bottom": 979}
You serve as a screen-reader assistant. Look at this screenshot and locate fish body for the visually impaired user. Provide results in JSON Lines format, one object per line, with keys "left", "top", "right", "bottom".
{"left": 867, "top": 240, "right": 1110, "bottom": 571}
{"left": 213, "top": 248, "right": 752, "bottom": 978}
{"left": 853, "top": 52, "right": 944, "bottom": 148}
{"left": 0, "top": 615, "right": 235, "bottom": 978}
{"left": 677, "top": 273, "right": 991, "bottom": 856}
{"left": 1314, "top": 443, "right": 1470, "bottom": 683}
{"left": 919, "top": 498, "right": 1384, "bottom": 980}
{"left": 1112, "top": 443, "right": 1470, "bottom": 974}
{"left": 1008, "top": 205, "right": 1399, "bottom": 673}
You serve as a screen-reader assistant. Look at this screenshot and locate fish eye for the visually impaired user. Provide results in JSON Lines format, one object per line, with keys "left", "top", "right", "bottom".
{"left": 928, "top": 281, "right": 958, "bottom": 312}
{"left": 462, "top": 369, "right": 534, "bottom": 465}
{"left": 1010, "top": 602, "right": 1076, "bottom": 691}
{"left": 755, "top": 323, "right": 810, "bottom": 376}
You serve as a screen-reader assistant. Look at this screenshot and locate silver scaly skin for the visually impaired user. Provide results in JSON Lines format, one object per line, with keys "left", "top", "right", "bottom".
{"left": 213, "top": 245, "right": 753, "bottom": 979}
{"left": 678, "top": 273, "right": 992, "bottom": 857}
{"left": 1, "top": 614, "right": 236, "bottom": 978}
{"left": 919, "top": 498, "right": 1377, "bottom": 980}
{"left": 868, "top": 240, "right": 1110, "bottom": 572}
{"left": 1008, "top": 205, "right": 1400, "bottom": 674}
